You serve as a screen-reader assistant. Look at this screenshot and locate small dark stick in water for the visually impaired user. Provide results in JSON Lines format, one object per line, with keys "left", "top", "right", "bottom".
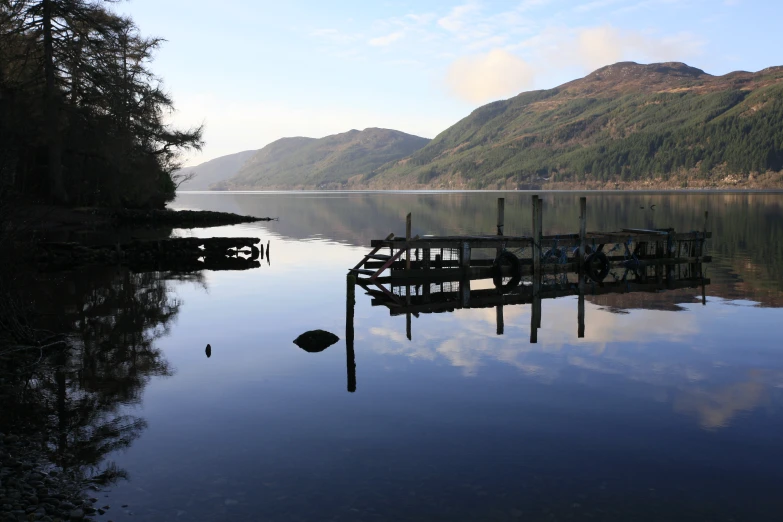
{"left": 205, "top": 344, "right": 212, "bottom": 358}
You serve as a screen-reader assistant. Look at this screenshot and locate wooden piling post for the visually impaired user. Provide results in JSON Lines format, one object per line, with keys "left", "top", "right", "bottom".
{"left": 537, "top": 197, "right": 543, "bottom": 259}
{"left": 496, "top": 304, "right": 504, "bottom": 336}
{"left": 406, "top": 312, "right": 412, "bottom": 341}
{"left": 530, "top": 276, "right": 540, "bottom": 344}
{"left": 701, "top": 210, "right": 709, "bottom": 303}
{"left": 578, "top": 280, "right": 585, "bottom": 338}
{"left": 346, "top": 275, "right": 356, "bottom": 393}
{"left": 701, "top": 211, "right": 709, "bottom": 260}
{"left": 459, "top": 238, "right": 471, "bottom": 306}
{"left": 406, "top": 214, "right": 412, "bottom": 305}
{"left": 579, "top": 197, "right": 587, "bottom": 268}
{"left": 460, "top": 241, "right": 471, "bottom": 269}
{"left": 666, "top": 231, "right": 675, "bottom": 287}
{"left": 497, "top": 197, "right": 505, "bottom": 258}
{"left": 406, "top": 213, "right": 412, "bottom": 271}
{"left": 532, "top": 196, "right": 540, "bottom": 275}
{"left": 497, "top": 197, "right": 505, "bottom": 235}
{"left": 461, "top": 277, "right": 471, "bottom": 308}
{"left": 535, "top": 280, "right": 542, "bottom": 329}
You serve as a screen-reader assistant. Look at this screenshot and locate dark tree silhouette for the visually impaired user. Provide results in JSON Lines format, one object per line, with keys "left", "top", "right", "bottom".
{"left": 0, "top": 0, "right": 203, "bottom": 207}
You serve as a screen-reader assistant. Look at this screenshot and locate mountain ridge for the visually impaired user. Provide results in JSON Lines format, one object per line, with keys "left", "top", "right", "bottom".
{"left": 215, "top": 128, "right": 430, "bottom": 190}
{"left": 361, "top": 61, "right": 783, "bottom": 190}
{"left": 192, "top": 61, "right": 783, "bottom": 191}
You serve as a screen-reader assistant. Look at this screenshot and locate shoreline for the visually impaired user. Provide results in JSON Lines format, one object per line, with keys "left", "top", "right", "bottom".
{"left": 8, "top": 201, "right": 274, "bottom": 237}
{"left": 3, "top": 200, "right": 276, "bottom": 274}
{"left": 181, "top": 187, "right": 783, "bottom": 194}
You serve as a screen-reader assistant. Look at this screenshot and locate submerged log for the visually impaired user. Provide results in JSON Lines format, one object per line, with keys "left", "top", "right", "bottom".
{"left": 35, "top": 237, "right": 263, "bottom": 272}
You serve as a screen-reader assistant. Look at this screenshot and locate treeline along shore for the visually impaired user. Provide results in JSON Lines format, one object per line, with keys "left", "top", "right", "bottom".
{"left": 1, "top": 0, "right": 202, "bottom": 208}
{"left": 0, "top": 3, "right": 277, "bottom": 519}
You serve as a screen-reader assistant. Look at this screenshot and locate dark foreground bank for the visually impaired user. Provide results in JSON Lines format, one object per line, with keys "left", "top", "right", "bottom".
{"left": 0, "top": 199, "right": 276, "bottom": 522}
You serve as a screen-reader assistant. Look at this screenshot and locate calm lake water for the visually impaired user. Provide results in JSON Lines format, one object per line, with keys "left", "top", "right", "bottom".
{"left": 41, "top": 192, "right": 783, "bottom": 521}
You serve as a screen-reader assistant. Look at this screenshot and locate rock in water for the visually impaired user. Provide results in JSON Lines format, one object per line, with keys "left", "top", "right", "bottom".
{"left": 293, "top": 330, "right": 339, "bottom": 353}
{"left": 205, "top": 344, "right": 212, "bottom": 358}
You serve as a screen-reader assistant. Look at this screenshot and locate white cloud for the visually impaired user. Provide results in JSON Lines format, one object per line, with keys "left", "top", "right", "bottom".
{"left": 369, "top": 31, "right": 405, "bottom": 47}
{"left": 446, "top": 49, "right": 536, "bottom": 103}
{"left": 437, "top": 3, "right": 481, "bottom": 32}
{"left": 520, "top": 25, "right": 705, "bottom": 74}
{"left": 576, "top": 26, "right": 705, "bottom": 70}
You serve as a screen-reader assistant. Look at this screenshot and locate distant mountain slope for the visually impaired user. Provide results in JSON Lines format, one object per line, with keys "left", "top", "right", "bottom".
{"left": 177, "top": 150, "right": 257, "bottom": 190}
{"left": 366, "top": 62, "right": 783, "bottom": 189}
{"left": 217, "top": 128, "right": 430, "bottom": 189}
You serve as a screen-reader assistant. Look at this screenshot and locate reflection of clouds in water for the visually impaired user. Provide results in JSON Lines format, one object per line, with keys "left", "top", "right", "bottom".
{"left": 367, "top": 298, "right": 703, "bottom": 377}
{"left": 674, "top": 380, "right": 765, "bottom": 429}
{"left": 367, "top": 327, "right": 437, "bottom": 361}
{"left": 364, "top": 296, "right": 783, "bottom": 428}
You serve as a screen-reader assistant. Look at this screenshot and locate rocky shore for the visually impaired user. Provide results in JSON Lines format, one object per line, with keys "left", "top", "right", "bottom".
{"left": 0, "top": 432, "right": 102, "bottom": 522}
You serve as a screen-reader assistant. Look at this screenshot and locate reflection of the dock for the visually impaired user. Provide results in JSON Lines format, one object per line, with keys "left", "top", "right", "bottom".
{"left": 345, "top": 265, "right": 709, "bottom": 393}
{"left": 365, "top": 269, "right": 708, "bottom": 342}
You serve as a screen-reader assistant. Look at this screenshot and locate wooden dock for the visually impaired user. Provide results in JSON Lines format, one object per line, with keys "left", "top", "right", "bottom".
{"left": 349, "top": 196, "right": 710, "bottom": 284}
{"left": 346, "top": 196, "right": 711, "bottom": 352}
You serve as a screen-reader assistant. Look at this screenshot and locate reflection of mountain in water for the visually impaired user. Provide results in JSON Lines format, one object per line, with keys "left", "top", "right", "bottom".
{"left": 3, "top": 268, "right": 192, "bottom": 485}
{"left": 174, "top": 191, "right": 783, "bottom": 307}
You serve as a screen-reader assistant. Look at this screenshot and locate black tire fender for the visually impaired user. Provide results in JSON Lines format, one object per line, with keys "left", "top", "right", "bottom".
{"left": 585, "top": 251, "right": 610, "bottom": 282}
{"left": 492, "top": 251, "right": 522, "bottom": 291}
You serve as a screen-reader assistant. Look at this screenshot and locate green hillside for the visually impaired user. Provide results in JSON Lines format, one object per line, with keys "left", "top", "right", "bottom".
{"left": 177, "top": 150, "right": 257, "bottom": 190}
{"left": 366, "top": 62, "right": 783, "bottom": 189}
{"left": 217, "top": 128, "right": 430, "bottom": 189}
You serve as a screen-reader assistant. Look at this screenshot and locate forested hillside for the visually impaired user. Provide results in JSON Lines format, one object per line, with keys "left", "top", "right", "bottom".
{"left": 366, "top": 62, "right": 783, "bottom": 189}
{"left": 217, "top": 128, "right": 429, "bottom": 190}
{"left": 0, "top": 0, "right": 202, "bottom": 208}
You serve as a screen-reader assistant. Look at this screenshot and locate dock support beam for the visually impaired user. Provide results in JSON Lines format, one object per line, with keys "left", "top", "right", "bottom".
{"left": 405, "top": 213, "right": 412, "bottom": 271}
{"left": 532, "top": 196, "right": 541, "bottom": 274}
{"left": 496, "top": 304, "right": 504, "bottom": 336}
{"left": 346, "top": 275, "right": 356, "bottom": 393}
{"left": 461, "top": 277, "right": 471, "bottom": 308}
{"left": 530, "top": 277, "right": 541, "bottom": 344}
{"left": 578, "top": 283, "right": 585, "bottom": 338}
{"left": 579, "top": 197, "right": 587, "bottom": 267}
{"left": 497, "top": 197, "right": 505, "bottom": 257}
{"left": 701, "top": 210, "right": 708, "bottom": 305}
{"left": 460, "top": 241, "right": 471, "bottom": 269}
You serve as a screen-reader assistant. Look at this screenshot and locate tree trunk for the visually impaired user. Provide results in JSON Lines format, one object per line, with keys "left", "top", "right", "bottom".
{"left": 43, "top": 0, "right": 68, "bottom": 203}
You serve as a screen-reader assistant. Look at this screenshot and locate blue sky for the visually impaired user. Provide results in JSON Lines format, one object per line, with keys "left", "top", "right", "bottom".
{"left": 119, "top": 0, "right": 782, "bottom": 165}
